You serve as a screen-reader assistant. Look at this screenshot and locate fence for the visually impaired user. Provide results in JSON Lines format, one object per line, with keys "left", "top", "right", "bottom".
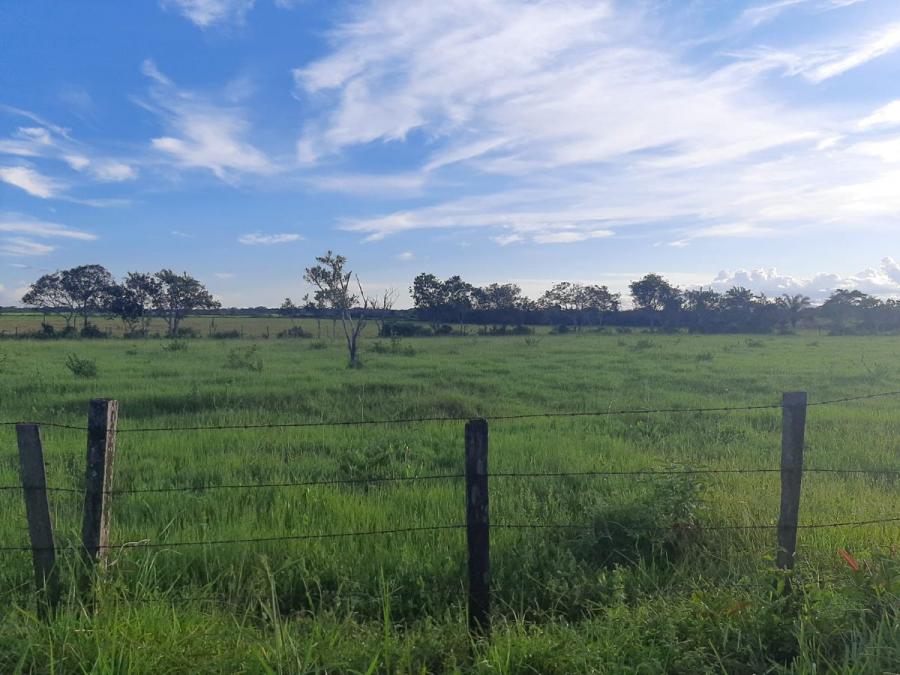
{"left": 2, "top": 391, "right": 899, "bottom": 632}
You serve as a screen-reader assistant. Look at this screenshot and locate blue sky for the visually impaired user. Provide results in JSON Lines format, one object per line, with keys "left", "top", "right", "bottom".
{"left": 2, "top": 0, "right": 900, "bottom": 307}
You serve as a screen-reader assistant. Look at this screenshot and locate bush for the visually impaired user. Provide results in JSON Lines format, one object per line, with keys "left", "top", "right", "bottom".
{"left": 65, "top": 353, "right": 98, "bottom": 378}
{"left": 632, "top": 338, "right": 655, "bottom": 351}
{"left": 309, "top": 339, "right": 328, "bottom": 350}
{"left": 433, "top": 324, "right": 454, "bottom": 336}
{"left": 0, "top": 351, "right": 7, "bottom": 372}
{"left": 225, "top": 345, "right": 263, "bottom": 372}
{"left": 277, "top": 326, "right": 310, "bottom": 339}
{"left": 173, "top": 327, "right": 199, "bottom": 339}
{"left": 380, "top": 322, "right": 432, "bottom": 337}
{"left": 370, "top": 336, "right": 416, "bottom": 356}
{"left": 695, "top": 351, "right": 714, "bottom": 362}
{"left": 80, "top": 324, "right": 107, "bottom": 338}
{"left": 210, "top": 329, "right": 241, "bottom": 339}
{"left": 162, "top": 340, "right": 188, "bottom": 352}
{"left": 554, "top": 324, "right": 571, "bottom": 334}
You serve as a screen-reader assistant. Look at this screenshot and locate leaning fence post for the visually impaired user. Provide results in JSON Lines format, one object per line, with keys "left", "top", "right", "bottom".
{"left": 776, "top": 391, "right": 807, "bottom": 577}
{"left": 16, "top": 423, "right": 60, "bottom": 616}
{"left": 465, "top": 418, "right": 490, "bottom": 636}
{"left": 81, "top": 399, "right": 118, "bottom": 572}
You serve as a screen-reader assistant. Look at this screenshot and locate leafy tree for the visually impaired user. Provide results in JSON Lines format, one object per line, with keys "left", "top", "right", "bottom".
{"left": 821, "top": 289, "right": 879, "bottom": 334}
{"left": 153, "top": 269, "right": 220, "bottom": 336}
{"left": 776, "top": 294, "right": 811, "bottom": 330}
{"left": 304, "top": 251, "right": 370, "bottom": 367}
{"left": 629, "top": 274, "right": 682, "bottom": 329}
{"left": 22, "top": 272, "right": 77, "bottom": 327}
{"left": 108, "top": 272, "right": 161, "bottom": 335}
{"left": 61, "top": 265, "right": 114, "bottom": 330}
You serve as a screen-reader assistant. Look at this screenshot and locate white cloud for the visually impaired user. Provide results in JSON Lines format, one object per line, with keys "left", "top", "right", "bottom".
{"left": 237, "top": 232, "right": 302, "bottom": 245}
{"left": 669, "top": 223, "right": 779, "bottom": 247}
{"left": 160, "top": 0, "right": 255, "bottom": 28}
{"left": 141, "top": 59, "right": 274, "bottom": 179}
{"left": 493, "top": 234, "right": 523, "bottom": 246}
{"left": 394, "top": 251, "right": 414, "bottom": 261}
{"left": 858, "top": 100, "right": 900, "bottom": 129}
{"left": 91, "top": 160, "right": 138, "bottom": 182}
{"left": 308, "top": 172, "right": 426, "bottom": 195}
{"left": 710, "top": 258, "right": 900, "bottom": 299}
{"left": 0, "top": 237, "right": 55, "bottom": 256}
{"left": 0, "top": 215, "right": 96, "bottom": 240}
{"left": 214, "top": 272, "right": 235, "bottom": 279}
{"left": 295, "top": 0, "right": 900, "bottom": 245}
{"left": 0, "top": 166, "right": 63, "bottom": 198}
{"left": 532, "top": 229, "right": 614, "bottom": 244}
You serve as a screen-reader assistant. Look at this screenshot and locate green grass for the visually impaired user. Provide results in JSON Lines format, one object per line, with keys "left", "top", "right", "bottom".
{"left": 0, "top": 332, "right": 897, "bottom": 673}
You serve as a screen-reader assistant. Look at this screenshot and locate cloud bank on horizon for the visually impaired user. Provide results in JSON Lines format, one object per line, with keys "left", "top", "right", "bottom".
{"left": 1, "top": 0, "right": 899, "bottom": 306}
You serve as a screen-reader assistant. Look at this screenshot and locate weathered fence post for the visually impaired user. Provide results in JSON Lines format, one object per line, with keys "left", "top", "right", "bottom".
{"left": 16, "top": 424, "right": 60, "bottom": 616}
{"left": 465, "top": 418, "right": 490, "bottom": 636}
{"left": 81, "top": 399, "right": 118, "bottom": 572}
{"left": 776, "top": 391, "right": 807, "bottom": 579}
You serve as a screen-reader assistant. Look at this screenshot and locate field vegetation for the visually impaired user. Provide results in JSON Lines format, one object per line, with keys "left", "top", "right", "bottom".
{"left": 0, "top": 330, "right": 897, "bottom": 672}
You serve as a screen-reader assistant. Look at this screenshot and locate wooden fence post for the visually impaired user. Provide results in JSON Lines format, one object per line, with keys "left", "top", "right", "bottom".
{"left": 81, "top": 399, "right": 118, "bottom": 572}
{"left": 465, "top": 418, "right": 490, "bottom": 636}
{"left": 16, "top": 424, "right": 60, "bottom": 615}
{"left": 777, "top": 391, "right": 807, "bottom": 577}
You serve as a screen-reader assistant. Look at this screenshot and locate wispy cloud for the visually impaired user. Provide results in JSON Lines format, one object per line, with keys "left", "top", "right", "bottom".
{"left": 394, "top": 251, "right": 414, "bottom": 261}
{"left": 533, "top": 230, "right": 614, "bottom": 245}
{"left": 140, "top": 59, "right": 275, "bottom": 180}
{"left": 0, "top": 166, "right": 63, "bottom": 198}
{"left": 237, "top": 232, "right": 302, "bottom": 245}
{"left": 858, "top": 100, "right": 900, "bottom": 129}
{"left": 0, "top": 108, "right": 138, "bottom": 186}
{"left": 160, "top": 0, "right": 255, "bottom": 28}
{"left": 0, "top": 214, "right": 97, "bottom": 240}
{"left": 0, "top": 237, "right": 56, "bottom": 256}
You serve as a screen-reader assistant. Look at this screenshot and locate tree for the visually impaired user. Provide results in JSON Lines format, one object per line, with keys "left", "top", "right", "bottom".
{"left": 629, "top": 274, "right": 682, "bottom": 329}
{"left": 153, "top": 269, "right": 220, "bottom": 336}
{"left": 61, "top": 265, "right": 114, "bottom": 330}
{"left": 776, "top": 294, "right": 811, "bottom": 329}
{"left": 304, "top": 251, "right": 370, "bottom": 367}
{"left": 472, "top": 283, "right": 525, "bottom": 331}
{"left": 22, "top": 272, "right": 76, "bottom": 327}
{"left": 821, "top": 289, "right": 879, "bottom": 334}
{"left": 108, "top": 272, "right": 161, "bottom": 335}
{"left": 371, "top": 288, "right": 397, "bottom": 336}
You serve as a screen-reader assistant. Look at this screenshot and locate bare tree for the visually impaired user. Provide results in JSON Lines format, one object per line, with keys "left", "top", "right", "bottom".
{"left": 304, "top": 251, "right": 371, "bottom": 366}
{"left": 371, "top": 288, "right": 397, "bottom": 336}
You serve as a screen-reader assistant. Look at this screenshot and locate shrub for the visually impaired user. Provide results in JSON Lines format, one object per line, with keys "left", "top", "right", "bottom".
{"left": 695, "top": 351, "right": 714, "bottom": 362}
{"left": 277, "top": 326, "right": 309, "bottom": 339}
{"left": 555, "top": 324, "right": 571, "bottom": 334}
{"left": 65, "top": 353, "right": 98, "bottom": 378}
{"left": 524, "top": 336, "right": 542, "bottom": 347}
{"left": 225, "top": 345, "right": 263, "bottom": 372}
{"left": 745, "top": 338, "right": 766, "bottom": 348}
{"left": 80, "top": 324, "right": 107, "bottom": 339}
{"left": 380, "top": 322, "right": 432, "bottom": 337}
{"left": 309, "top": 339, "right": 328, "bottom": 350}
{"left": 210, "top": 329, "right": 241, "bottom": 339}
{"left": 631, "top": 338, "right": 655, "bottom": 351}
{"left": 173, "top": 327, "right": 199, "bottom": 339}
{"left": 433, "top": 324, "right": 454, "bottom": 336}
{"left": 578, "top": 474, "right": 703, "bottom": 568}
{"left": 0, "top": 351, "right": 7, "bottom": 372}
{"left": 162, "top": 340, "right": 188, "bottom": 352}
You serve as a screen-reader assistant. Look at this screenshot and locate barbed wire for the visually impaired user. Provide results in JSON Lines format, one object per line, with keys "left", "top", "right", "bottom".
{"left": 1, "top": 516, "right": 896, "bottom": 554}
{"left": 3, "top": 388, "right": 899, "bottom": 434}
{"left": 0, "top": 466, "right": 895, "bottom": 497}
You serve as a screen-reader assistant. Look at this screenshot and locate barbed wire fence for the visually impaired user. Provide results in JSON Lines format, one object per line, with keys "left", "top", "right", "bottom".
{"left": 2, "top": 390, "right": 899, "bottom": 631}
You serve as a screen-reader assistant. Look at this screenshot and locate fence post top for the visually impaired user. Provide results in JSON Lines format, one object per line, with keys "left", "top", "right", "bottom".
{"left": 782, "top": 391, "right": 808, "bottom": 406}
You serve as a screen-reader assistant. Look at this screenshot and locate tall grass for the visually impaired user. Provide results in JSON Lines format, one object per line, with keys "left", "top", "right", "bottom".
{"left": 0, "top": 333, "right": 897, "bottom": 672}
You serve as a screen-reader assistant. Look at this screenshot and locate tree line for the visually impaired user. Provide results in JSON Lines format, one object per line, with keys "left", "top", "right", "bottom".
{"left": 12, "top": 258, "right": 900, "bottom": 345}
{"left": 20, "top": 265, "right": 219, "bottom": 337}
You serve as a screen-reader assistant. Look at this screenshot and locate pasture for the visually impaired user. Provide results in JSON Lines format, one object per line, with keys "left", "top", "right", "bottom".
{"left": 0, "top": 330, "right": 897, "bottom": 673}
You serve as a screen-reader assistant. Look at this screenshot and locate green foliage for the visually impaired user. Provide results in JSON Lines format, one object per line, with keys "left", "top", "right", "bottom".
{"left": 225, "top": 345, "right": 263, "bottom": 372}
{"left": 162, "top": 340, "right": 188, "bottom": 352}
{"left": 0, "top": 333, "right": 897, "bottom": 671}
{"left": 64, "top": 352, "right": 98, "bottom": 378}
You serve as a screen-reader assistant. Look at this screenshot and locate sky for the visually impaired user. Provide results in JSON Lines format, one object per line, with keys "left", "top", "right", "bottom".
{"left": 1, "top": 0, "right": 900, "bottom": 308}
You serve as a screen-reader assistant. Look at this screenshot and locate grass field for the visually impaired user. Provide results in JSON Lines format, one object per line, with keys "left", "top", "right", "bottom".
{"left": 0, "top": 330, "right": 898, "bottom": 673}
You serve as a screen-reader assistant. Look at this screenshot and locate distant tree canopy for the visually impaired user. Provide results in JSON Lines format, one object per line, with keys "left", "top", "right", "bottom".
{"left": 18, "top": 264, "right": 900, "bottom": 337}
{"left": 21, "top": 266, "right": 219, "bottom": 336}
